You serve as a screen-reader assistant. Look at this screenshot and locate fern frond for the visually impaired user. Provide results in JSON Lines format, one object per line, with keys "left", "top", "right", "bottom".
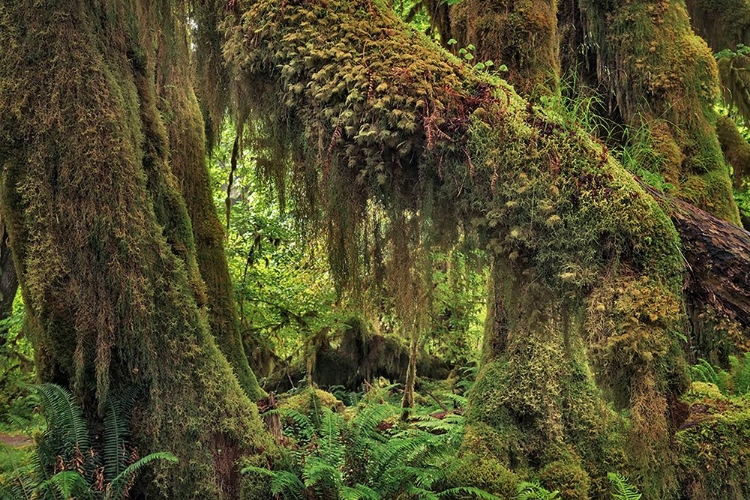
{"left": 2, "top": 463, "right": 37, "bottom": 500}
{"left": 105, "top": 452, "right": 177, "bottom": 500}
{"left": 102, "top": 391, "right": 136, "bottom": 483}
{"left": 607, "top": 472, "right": 642, "bottom": 500}
{"left": 34, "top": 384, "right": 90, "bottom": 456}
{"left": 437, "top": 486, "right": 503, "bottom": 499}
{"left": 242, "top": 466, "right": 306, "bottom": 500}
{"left": 317, "top": 408, "right": 345, "bottom": 467}
{"left": 515, "top": 480, "right": 560, "bottom": 500}
{"left": 351, "top": 404, "right": 398, "bottom": 440}
{"left": 35, "top": 470, "right": 89, "bottom": 499}
{"left": 441, "top": 393, "right": 469, "bottom": 409}
{"left": 691, "top": 359, "right": 720, "bottom": 386}
{"left": 303, "top": 456, "right": 343, "bottom": 493}
{"left": 268, "top": 408, "right": 316, "bottom": 441}
{"left": 271, "top": 470, "right": 306, "bottom": 500}
{"left": 339, "top": 484, "right": 380, "bottom": 500}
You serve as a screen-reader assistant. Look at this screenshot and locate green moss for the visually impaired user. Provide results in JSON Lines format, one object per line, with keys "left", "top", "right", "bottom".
{"left": 716, "top": 115, "right": 750, "bottom": 190}
{"left": 448, "top": 0, "right": 560, "bottom": 97}
{"left": 445, "top": 451, "right": 519, "bottom": 498}
{"left": 539, "top": 459, "right": 591, "bottom": 500}
{"left": 279, "top": 388, "right": 344, "bottom": 416}
{"left": 579, "top": 0, "right": 741, "bottom": 223}
{"left": 676, "top": 392, "right": 750, "bottom": 499}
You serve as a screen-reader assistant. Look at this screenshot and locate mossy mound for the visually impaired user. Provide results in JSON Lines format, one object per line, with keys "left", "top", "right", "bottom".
{"left": 278, "top": 388, "right": 345, "bottom": 416}
{"left": 677, "top": 384, "right": 750, "bottom": 499}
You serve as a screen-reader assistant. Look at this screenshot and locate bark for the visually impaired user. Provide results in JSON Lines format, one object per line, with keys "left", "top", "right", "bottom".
{"left": 0, "top": 215, "right": 18, "bottom": 327}
{"left": 642, "top": 181, "right": 750, "bottom": 332}
{"left": 0, "top": 2, "right": 273, "bottom": 498}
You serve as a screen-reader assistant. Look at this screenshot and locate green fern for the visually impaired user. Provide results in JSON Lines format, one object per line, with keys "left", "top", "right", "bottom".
{"left": 102, "top": 390, "right": 137, "bottom": 484}
{"left": 607, "top": 472, "right": 642, "bottom": 500}
{"left": 729, "top": 353, "right": 750, "bottom": 395}
{"left": 339, "top": 484, "right": 380, "bottom": 500}
{"left": 34, "top": 383, "right": 92, "bottom": 477}
{"left": 7, "top": 384, "right": 178, "bottom": 500}
{"left": 691, "top": 359, "right": 721, "bottom": 386}
{"left": 241, "top": 465, "right": 306, "bottom": 500}
{"left": 36, "top": 470, "right": 90, "bottom": 499}
{"left": 515, "top": 480, "right": 560, "bottom": 500}
{"left": 105, "top": 452, "right": 178, "bottom": 500}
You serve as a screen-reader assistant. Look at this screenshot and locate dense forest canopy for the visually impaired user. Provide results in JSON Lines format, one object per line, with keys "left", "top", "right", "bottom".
{"left": 1, "top": 0, "right": 750, "bottom": 499}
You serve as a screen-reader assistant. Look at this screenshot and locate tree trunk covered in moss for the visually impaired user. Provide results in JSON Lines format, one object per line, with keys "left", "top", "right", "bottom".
{"left": 576, "top": 0, "right": 740, "bottom": 224}
{"left": 154, "top": 17, "right": 264, "bottom": 401}
{"left": 716, "top": 116, "right": 750, "bottom": 191}
{"left": 685, "top": 0, "right": 750, "bottom": 51}
{"left": 214, "top": 0, "right": 747, "bottom": 497}
{"left": 446, "top": 0, "right": 560, "bottom": 98}
{"left": 0, "top": 2, "right": 273, "bottom": 498}
{"left": 0, "top": 216, "right": 17, "bottom": 328}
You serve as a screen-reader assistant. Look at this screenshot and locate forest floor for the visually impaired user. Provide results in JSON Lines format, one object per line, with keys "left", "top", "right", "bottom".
{"left": 0, "top": 433, "right": 31, "bottom": 448}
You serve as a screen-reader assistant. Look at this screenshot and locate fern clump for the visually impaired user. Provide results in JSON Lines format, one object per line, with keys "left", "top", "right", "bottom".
{"left": 246, "top": 385, "right": 501, "bottom": 499}
{"left": 607, "top": 472, "right": 642, "bottom": 500}
{"left": 0, "top": 384, "right": 176, "bottom": 500}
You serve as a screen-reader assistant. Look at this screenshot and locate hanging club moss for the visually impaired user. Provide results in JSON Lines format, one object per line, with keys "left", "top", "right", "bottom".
{"left": 0, "top": 1, "right": 275, "bottom": 498}
{"left": 154, "top": 9, "right": 264, "bottom": 400}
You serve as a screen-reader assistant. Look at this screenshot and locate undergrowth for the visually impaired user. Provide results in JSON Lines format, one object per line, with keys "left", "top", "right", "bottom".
{"left": 0, "top": 384, "right": 176, "bottom": 500}
{"left": 691, "top": 353, "right": 750, "bottom": 396}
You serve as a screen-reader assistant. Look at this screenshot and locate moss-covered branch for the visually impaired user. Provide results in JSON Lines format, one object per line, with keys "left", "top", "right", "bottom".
{"left": 216, "top": 0, "right": 730, "bottom": 496}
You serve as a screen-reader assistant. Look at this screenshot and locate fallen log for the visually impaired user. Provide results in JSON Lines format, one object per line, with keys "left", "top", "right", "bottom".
{"left": 640, "top": 181, "right": 750, "bottom": 330}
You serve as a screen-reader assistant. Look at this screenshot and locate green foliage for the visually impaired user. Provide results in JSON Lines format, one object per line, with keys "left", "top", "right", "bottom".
{"left": 691, "top": 354, "right": 750, "bottom": 396}
{"left": 607, "top": 472, "right": 641, "bottom": 500}
{"left": 0, "top": 297, "right": 38, "bottom": 431}
{"left": 0, "top": 384, "right": 177, "bottom": 500}
{"left": 246, "top": 385, "right": 497, "bottom": 499}
{"left": 515, "top": 481, "right": 560, "bottom": 500}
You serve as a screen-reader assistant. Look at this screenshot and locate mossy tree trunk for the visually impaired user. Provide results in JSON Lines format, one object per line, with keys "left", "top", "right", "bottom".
{"left": 154, "top": 16, "right": 264, "bottom": 401}
{"left": 446, "top": 0, "right": 560, "bottom": 98}
{"left": 685, "top": 0, "right": 750, "bottom": 52}
{"left": 576, "top": 0, "right": 740, "bottom": 223}
{"left": 0, "top": 2, "right": 273, "bottom": 498}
